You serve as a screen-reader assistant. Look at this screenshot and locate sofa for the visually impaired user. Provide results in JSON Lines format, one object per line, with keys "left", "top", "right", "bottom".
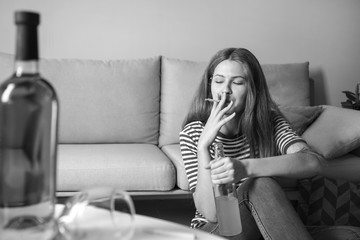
{"left": 1, "top": 52, "right": 360, "bottom": 204}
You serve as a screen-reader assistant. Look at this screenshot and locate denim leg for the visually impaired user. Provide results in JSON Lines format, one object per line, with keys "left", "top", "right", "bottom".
{"left": 199, "top": 180, "right": 262, "bottom": 240}
{"left": 200, "top": 177, "right": 312, "bottom": 240}
{"left": 244, "top": 177, "right": 313, "bottom": 240}
{"left": 199, "top": 198, "right": 262, "bottom": 240}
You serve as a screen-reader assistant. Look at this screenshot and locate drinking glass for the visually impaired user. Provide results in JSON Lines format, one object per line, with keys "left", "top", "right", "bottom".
{"left": 56, "top": 187, "right": 135, "bottom": 240}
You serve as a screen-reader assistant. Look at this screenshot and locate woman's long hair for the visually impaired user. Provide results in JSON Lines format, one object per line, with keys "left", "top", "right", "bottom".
{"left": 183, "top": 48, "right": 279, "bottom": 158}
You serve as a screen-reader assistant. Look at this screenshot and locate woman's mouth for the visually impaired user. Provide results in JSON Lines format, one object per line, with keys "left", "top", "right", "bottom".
{"left": 224, "top": 98, "right": 232, "bottom": 106}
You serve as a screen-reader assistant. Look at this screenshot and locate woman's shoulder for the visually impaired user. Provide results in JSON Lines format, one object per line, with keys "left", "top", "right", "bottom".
{"left": 181, "top": 121, "right": 205, "bottom": 134}
{"left": 270, "top": 108, "right": 287, "bottom": 123}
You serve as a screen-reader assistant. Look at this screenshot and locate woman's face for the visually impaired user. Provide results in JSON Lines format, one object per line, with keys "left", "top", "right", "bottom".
{"left": 210, "top": 60, "right": 248, "bottom": 115}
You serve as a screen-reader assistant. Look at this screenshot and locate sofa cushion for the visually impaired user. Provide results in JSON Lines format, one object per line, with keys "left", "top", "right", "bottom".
{"left": 159, "top": 57, "right": 207, "bottom": 147}
{"left": 159, "top": 57, "right": 311, "bottom": 147}
{"left": 161, "top": 144, "right": 189, "bottom": 190}
{"left": 0, "top": 52, "right": 12, "bottom": 79}
{"left": 0, "top": 52, "right": 161, "bottom": 144}
{"left": 302, "top": 105, "right": 360, "bottom": 159}
{"left": 262, "top": 62, "right": 310, "bottom": 106}
{"left": 57, "top": 144, "right": 176, "bottom": 191}
{"left": 279, "top": 105, "right": 323, "bottom": 135}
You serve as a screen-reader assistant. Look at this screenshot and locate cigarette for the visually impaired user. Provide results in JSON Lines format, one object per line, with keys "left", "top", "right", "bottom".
{"left": 205, "top": 98, "right": 220, "bottom": 103}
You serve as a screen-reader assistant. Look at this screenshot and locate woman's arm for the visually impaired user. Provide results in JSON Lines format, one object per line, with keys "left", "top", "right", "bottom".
{"left": 192, "top": 145, "right": 218, "bottom": 222}
{"left": 210, "top": 142, "right": 326, "bottom": 185}
{"left": 191, "top": 95, "right": 236, "bottom": 222}
{"left": 243, "top": 143, "right": 325, "bottom": 179}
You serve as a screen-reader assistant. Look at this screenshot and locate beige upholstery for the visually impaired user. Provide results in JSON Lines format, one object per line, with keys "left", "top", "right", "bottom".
{"left": 161, "top": 144, "right": 189, "bottom": 190}
{"left": 159, "top": 57, "right": 207, "bottom": 147}
{"left": 57, "top": 144, "right": 176, "bottom": 191}
{"left": 43, "top": 57, "right": 161, "bottom": 144}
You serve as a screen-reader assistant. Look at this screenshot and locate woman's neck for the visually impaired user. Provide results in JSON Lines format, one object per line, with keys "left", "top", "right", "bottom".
{"left": 219, "top": 115, "right": 241, "bottom": 138}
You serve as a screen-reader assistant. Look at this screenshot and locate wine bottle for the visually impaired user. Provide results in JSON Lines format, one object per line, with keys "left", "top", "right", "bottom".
{"left": 0, "top": 11, "right": 59, "bottom": 240}
{"left": 213, "top": 142, "right": 242, "bottom": 236}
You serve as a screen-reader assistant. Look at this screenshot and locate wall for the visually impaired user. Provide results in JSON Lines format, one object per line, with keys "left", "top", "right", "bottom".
{"left": 0, "top": 0, "right": 359, "bottom": 107}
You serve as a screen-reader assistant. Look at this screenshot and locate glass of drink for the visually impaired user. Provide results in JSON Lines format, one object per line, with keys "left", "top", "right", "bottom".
{"left": 56, "top": 187, "right": 135, "bottom": 240}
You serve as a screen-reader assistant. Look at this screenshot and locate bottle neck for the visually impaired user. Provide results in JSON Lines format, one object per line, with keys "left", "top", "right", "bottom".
{"left": 14, "top": 60, "right": 39, "bottom": 76}
{"left": 14, "top": 23, "right": 39, "bottom": 77}
{"left": 14, "top": 22, "right": 39, "bottom": 76}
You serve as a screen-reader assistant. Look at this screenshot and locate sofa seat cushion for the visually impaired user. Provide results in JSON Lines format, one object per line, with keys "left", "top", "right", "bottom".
{"left": 161, "top": 144, "right": 189, "bottom": 190}
{"left": 57, "top": 144, "right": 176, "bottom": 191}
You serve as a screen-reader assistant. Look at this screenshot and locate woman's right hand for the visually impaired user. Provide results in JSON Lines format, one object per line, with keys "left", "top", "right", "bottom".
{"left": 197, "top": 93, "right": 236, "bottom": 150}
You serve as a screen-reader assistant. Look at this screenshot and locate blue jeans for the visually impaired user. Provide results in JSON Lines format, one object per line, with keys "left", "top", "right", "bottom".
{"left": 199, "top": 177, "right": 360, "bottom": 240}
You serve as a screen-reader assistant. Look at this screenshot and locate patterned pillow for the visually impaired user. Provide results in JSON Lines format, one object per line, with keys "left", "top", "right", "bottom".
{"left": 297, "top": 176, "right": 360, "bottom": 226}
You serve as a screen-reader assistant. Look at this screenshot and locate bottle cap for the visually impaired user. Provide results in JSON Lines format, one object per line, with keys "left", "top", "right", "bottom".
{"left": 15, "top": 11, "right": 40, "bottom": 26}
{"left": 14, "top": 11, "right": 40, "bottom": 60}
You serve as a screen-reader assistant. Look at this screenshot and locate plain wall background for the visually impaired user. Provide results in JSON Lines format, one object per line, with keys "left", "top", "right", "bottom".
{"left": 0, "top": 0, "right": 359, "bottom": 107}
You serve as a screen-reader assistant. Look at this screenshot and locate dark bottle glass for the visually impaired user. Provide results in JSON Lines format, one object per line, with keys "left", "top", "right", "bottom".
{"left": 0, "top": 11, "right": 58, "bottom": 240}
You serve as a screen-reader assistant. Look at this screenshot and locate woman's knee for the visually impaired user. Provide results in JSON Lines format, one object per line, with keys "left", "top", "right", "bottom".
{"left": 251, "top": 177, "right": 281, "bottom": 191}
{"left": 247, "top": 177, "right": 286, "bottom": 199}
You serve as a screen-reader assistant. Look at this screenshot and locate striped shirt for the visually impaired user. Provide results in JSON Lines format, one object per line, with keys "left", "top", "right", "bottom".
{"left": 179, "top": 113, "right": 305, "bottom": 229}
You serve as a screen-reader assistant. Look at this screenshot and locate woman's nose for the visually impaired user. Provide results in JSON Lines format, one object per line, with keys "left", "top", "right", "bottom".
{"left": 221, "top": 84, "right": 232, "bottom": 94}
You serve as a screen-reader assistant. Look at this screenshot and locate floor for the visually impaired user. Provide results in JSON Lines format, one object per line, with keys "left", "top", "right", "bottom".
{"left": 133, "top": 198, "right": 196, "bottom": 226}
{"left": 57, "top": 195, "right": 196, "bottom": 226}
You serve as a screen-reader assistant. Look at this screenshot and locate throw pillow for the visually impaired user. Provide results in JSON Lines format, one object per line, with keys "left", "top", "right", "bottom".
{"left": 279, "top": 105, "right": 323, "bottom": 135}
{"left": 297, "top": 176, "right": 360, "bottom": 227}
{"left": 302, "top": 105, "right": 360, "bottom": 159}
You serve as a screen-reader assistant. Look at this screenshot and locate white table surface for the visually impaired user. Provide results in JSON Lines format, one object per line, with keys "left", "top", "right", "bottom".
{"left": 56, "top": 204, "right": 225, "bottom": 240}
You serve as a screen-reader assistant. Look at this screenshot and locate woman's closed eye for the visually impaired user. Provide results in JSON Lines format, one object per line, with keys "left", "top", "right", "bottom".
{"left": 213, "top": 76, "right": 224, "bottom": 84}
{"left": 232, "top": 79, "right": 245, "bottom": 85}
{"left": 212, "top": 75, "right": 246, "bottom": 85}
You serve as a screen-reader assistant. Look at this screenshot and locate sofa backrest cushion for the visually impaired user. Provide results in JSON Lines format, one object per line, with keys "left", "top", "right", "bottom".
{"left": 160, "top": 57, "right": 310, "bottom": 147}
{"left": 0, "top": 52, "right": 161, "bottom": 144}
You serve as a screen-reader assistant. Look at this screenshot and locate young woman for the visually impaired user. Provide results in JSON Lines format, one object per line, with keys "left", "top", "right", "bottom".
{"left": 179, "top": 48, "right": 325, "bottom": 239}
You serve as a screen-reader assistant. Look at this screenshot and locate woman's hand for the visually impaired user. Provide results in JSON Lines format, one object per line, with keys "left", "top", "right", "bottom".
{"left": 208, "top": 157, "right": 248, "bottom": 185}
{"left": 197, "top": 93, "right": 236, "bottom": 150}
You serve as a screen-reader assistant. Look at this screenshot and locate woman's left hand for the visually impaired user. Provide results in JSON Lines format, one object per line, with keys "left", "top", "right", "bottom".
{"left": 208, "top": 157, "right": 248, "bottom": 185}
